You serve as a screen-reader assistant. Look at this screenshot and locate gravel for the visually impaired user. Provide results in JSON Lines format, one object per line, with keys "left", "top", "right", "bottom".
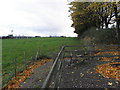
{"left": 19, "top": 57, "right": 120, "bottom": 89}
{"left": 60, "top": 58, "right": 120, "bottom": 88}
{"left": 19, "top": 61, "right": 53, "bottom": 88}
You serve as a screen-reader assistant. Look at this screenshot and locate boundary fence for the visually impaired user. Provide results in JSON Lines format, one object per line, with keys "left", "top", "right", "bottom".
{"left": 2, "top": 48, "right": 41, "bottom": 87}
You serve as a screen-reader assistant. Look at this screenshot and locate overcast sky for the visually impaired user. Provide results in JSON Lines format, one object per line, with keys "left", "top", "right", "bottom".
{"left": 0, "top": 0, "right": 77, "bottom": 37}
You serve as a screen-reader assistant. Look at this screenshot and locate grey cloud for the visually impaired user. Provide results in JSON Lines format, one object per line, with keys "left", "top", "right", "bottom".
{"left": 0, "top": 0, "right": 77, "bottom": 37}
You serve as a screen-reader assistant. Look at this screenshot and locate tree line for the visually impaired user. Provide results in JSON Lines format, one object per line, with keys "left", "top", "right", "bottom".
{"left": 69, "top": 1, "right": 120, "bottom": 40}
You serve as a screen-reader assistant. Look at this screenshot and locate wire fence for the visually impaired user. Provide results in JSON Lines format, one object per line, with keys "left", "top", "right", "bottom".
{"left": 2, "top": 48, "right": 41, "bottom": 87}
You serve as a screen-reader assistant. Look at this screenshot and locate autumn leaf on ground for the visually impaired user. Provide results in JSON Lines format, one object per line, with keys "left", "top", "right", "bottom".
{"left": 96, "top": 62, "right": 120, "bottom": 81}
{"left": 72, "top": 72, "right": 74, "bottom": 74}
{"left": 95, "top": 51, "right": 120, "bottom": 61}
{"left": 2, "top": 59, "right": 52, "bottom": 89}
{"left": 80, "top": 73, "right": 84, "bottom": 77}
{"left": 108, "top": 82, "right": 112, "bottom": 86}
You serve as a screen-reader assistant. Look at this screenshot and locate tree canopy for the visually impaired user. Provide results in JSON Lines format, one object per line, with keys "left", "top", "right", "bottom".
{"left": 69, "top": 1, "right": 120, "bottom": 38}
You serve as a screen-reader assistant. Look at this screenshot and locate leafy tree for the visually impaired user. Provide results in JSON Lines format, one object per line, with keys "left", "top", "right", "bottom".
{"left": 69, "top": 1, "right": 120, "bottom": 39}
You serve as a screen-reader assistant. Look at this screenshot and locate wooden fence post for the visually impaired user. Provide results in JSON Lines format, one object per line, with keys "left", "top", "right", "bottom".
{"left": 14, "top": 57, "right": 17, "bottom": 78}
{"left": 31, "top": 56, "right": 34, "bottom": 64}
{"left": 36, "top": 50, "right": 39, "bottom": 60}
{"left": 53, "top": 52, "right": 57, "bottom": 63}
{"left": 38, "top": 48, "right": 40, "bottom": 59}
{"left": 24, "top": 51, "right": 27, "bottom": 69}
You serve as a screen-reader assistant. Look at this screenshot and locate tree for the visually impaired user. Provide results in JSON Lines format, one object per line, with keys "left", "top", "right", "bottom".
{"left": 113, "top": 2, "right": 120, "bottom": 41}
{"left": 69, "top": 1, "right": 120, "bottom": 39}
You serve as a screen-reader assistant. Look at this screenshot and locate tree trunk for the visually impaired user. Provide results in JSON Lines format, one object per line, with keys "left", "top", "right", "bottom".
{"left": 104, "top": 16, "right": 108, "bottom": 28}
{"left": 114, "top": 3, "right": 120, "bottom": 43}
{"left": 101, "top": 16, "right": 104, "bottom": 29}
{"left": 101, "top": 4, "right": 104, "bottom": 29}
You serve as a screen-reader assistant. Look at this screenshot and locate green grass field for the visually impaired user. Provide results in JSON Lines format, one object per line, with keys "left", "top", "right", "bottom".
{"left": 2, "top": 37, "right": 81, "bottom": 86}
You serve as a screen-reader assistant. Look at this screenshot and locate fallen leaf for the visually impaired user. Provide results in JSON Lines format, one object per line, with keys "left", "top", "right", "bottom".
{"left": 96, "top": 62, "right": 120, "bottom": 81}
{"left": 72, "top": 72, "right": 74, "bottom": 74}
{"left": 90, "top": 72, "right": 93, "bottom": 74}
{"left": 96, "top": 80, "right": 100, "bottom": 82}
{"left": 2, "top": 59, "right": 52, "bottom": 89}
{"left": 108, "top": 82, "right": 112, "bottom": 86}
{"left": 96, "top": 85, "right": 98, "bottom": 87}
{"left": 80, "top": 73, "right": 84, "bottom": 77}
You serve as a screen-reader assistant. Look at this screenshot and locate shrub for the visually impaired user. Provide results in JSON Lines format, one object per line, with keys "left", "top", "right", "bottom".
{"left": 80, "top": 27, "right": 119, "bottom": 45}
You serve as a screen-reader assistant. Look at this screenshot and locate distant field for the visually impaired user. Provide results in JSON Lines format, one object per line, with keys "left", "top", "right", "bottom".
{"left": 2, "top": 37, "right": 81, "bottom": 85}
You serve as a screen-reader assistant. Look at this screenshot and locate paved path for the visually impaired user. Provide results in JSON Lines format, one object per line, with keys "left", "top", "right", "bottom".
{"left": 19, "top": 61, "right": 52, "bottom": 88}
{"left": 19, "top": 58, "right": 120, "bottom": 88}
{"left": 60, "top": 58, "right": 120, "bottom": 88}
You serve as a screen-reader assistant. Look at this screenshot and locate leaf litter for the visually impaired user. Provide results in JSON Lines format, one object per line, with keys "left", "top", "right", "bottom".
{"left": 95, "top": 50, "right": 120, "bottom": 81}
{"left": 2, "top": 59, "right": 52, "bottom": 89}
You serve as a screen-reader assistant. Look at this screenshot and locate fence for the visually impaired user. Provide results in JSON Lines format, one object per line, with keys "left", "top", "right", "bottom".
{"left": 2, "top": 48, "right": 41, "bottom": 87}
{"left": 42, "top": 44, "right": 120, "bottom": 89}
{"left": 42, "top": 46, "right": 65, "bottom": 88}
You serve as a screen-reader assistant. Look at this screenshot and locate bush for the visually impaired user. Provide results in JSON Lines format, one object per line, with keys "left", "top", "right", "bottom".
{"left": 80, "top": 27, "right": 119, "bottom": 45}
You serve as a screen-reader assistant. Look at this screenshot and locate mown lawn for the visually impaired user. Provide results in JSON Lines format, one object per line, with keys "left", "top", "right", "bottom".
{"left": 2, "top": 37, "right": 81, "bottom": 85}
